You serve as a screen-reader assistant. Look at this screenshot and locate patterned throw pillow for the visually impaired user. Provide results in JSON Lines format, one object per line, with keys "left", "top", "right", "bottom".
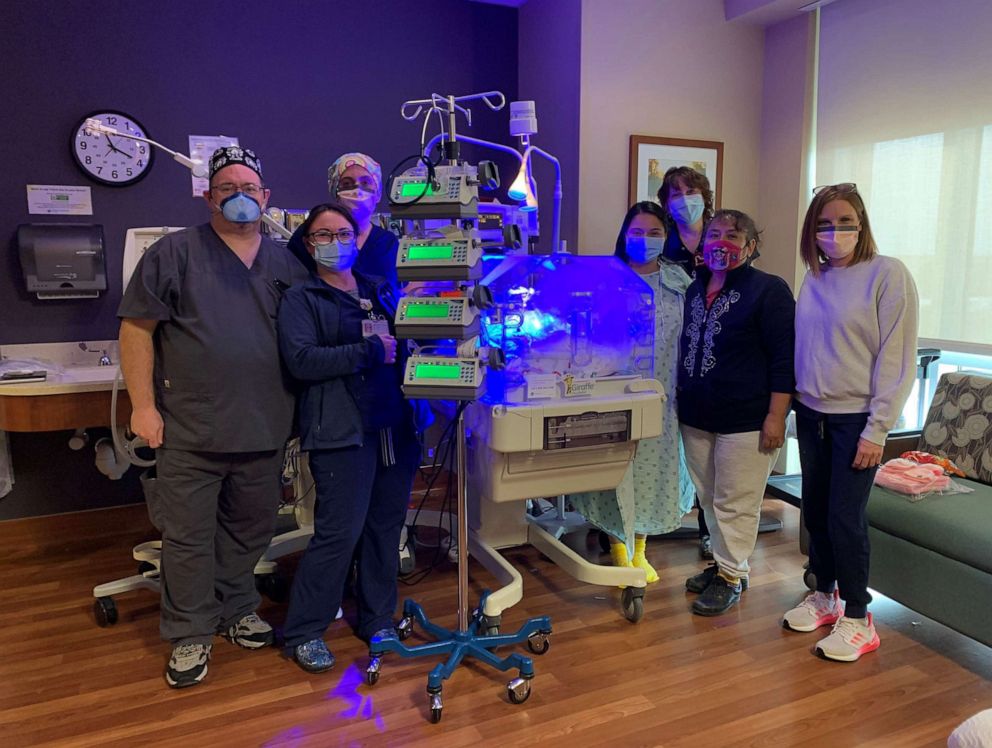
{"left": 918, "top": 372, "right": 992, "bottom": 485}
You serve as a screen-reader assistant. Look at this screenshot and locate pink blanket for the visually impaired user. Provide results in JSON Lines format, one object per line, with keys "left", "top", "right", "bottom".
{"left": 874, "top": 458, "right": 952, "bottom": 497}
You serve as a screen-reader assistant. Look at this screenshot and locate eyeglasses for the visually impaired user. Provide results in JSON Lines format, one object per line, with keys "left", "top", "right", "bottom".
{"left": 813, "top": 182, "right": 858, "bottom": 195}
{"left": 307, "top": 229, "right": 356, "bottom": 244}
{"left": 211, "top": 182, "right": 265, "bottom": 197}
{"left": 338, "top": 177, "right": 377, "bottom": 192}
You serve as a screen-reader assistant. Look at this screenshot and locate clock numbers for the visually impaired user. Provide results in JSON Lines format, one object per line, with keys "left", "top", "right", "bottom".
{"left": 71, "top": 111, "right": 153, "bottom": 187}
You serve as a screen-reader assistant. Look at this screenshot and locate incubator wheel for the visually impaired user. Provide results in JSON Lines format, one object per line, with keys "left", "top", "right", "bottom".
{"left": 94, "top": 597, "right": 118, "bottom": 627}
{"left": 256, "top": 572, "right": 289, "bottom": 603}
{"left": 597, "top": 530, "right": 611, "bottom": 554}
{"left": 397, "top": 616, "right": 414, "bottom": 640}
{"left": 621, "top": 587, "right": 644, "bottom": 623}
{"left": 527, "top": 631, "right": 551, "bottom": 655}
{"left": 366, "top": 656, "right": 381, "bottom": 686}
{"left": 803, "top": 567, "right": 817, "bottom": 591}
{"left": 480, "top": 613, "right": 501, "bottom": 636}
{"left": 428, "top": 691, "right": 443, "bottom": 723}
{"left": 507, "top": 677, "right": 532, "bottom": 704}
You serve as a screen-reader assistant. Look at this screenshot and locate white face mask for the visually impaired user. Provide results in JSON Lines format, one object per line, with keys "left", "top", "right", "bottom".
{"left": 816, "top": 228, "right": 858, "bottom": 261}
{"left": 337, "top": 188, "right": 377, "bottom": 221}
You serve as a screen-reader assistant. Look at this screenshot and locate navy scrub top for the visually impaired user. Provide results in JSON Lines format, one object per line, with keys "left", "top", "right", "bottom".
{"left": 118, "top": 223, "right": 308, "bottom": 453}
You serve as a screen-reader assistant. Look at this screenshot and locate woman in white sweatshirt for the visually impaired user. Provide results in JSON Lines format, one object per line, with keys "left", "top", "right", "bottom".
{"left": 783, "top": 183, "right": 918, "bottom": 662}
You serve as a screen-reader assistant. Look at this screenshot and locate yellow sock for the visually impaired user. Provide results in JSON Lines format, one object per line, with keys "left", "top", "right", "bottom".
{"left": 631, "top": 536, "right": 660, "bottom": 584}
{"left": 610, "top": 542, "right": 630, "bottom": 589}
{"left": 609, "top": 542, "right": 630, "bottom": 567}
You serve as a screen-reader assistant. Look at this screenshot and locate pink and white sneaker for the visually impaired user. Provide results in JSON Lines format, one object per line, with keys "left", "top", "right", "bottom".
{"left": 782, "top": 590, "right": 842, "bottom": 632}
{"left": 815, "top": 613, "right": 881, "bottom": 662}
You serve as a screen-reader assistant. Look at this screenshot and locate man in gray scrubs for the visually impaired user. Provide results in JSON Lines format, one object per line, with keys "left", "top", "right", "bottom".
{"left": 119, "top": 146, "right": 307, "bottom": 688}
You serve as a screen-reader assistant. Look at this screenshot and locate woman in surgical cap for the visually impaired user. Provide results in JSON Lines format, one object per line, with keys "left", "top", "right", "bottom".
{"left": 288, "top": 152, "right": 400, "bottom": 290}
{"left": 570, "top": 202, "right": 696, "bottom": 586}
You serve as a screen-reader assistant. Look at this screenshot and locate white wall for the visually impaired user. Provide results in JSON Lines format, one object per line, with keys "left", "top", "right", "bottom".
{"left": 756, "top": 12, "right": 816, "bottom": 292}
{"left": 577, "top": 0, "right": 766, "bottom": 252}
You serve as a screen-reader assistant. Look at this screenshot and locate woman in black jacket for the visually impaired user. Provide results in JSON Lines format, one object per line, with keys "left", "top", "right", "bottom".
{"left": 277, "top": 203, "right": 421, "bottom": 673}
{"left": 678, "top": 209, "right": 795, "bottom": 616}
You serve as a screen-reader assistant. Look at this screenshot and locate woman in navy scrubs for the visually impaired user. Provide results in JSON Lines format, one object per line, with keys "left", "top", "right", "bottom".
{"left": 277, "top": 203, "right": 421, "bottom": 673}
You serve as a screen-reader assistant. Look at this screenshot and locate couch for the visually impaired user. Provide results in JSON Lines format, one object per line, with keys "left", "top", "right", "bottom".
{"left": 866, "top": 372, "right": 992, "bottom": 647}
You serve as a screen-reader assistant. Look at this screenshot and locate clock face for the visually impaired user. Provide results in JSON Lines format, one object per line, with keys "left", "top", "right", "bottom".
{"left": 71, "top": 111, "right": 154, "bottom": 186}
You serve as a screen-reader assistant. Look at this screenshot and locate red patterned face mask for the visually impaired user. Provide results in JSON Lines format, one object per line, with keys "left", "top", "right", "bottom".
{"left": 702, "top": 239, "right": 747, "bottom": 272}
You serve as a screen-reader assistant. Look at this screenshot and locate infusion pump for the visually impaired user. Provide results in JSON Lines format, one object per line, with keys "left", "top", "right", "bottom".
{"left": 389, "top": 163, "right": 495, "bottom": 219}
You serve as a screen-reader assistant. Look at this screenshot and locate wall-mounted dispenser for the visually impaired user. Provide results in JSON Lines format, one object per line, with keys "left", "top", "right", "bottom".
{"left": 16, "top": 223, "right": 107, "bottom": 299}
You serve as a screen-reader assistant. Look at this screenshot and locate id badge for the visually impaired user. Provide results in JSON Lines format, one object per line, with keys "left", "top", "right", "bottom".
{"left": 362, "top": 319, "right": 391, "bottom": 338}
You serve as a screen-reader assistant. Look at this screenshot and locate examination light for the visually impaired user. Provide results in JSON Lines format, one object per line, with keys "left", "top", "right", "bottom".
{"left": 84, "top": 118, "right": 207, "bottom": 177}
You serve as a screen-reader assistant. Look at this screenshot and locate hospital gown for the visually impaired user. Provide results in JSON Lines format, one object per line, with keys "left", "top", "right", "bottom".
{"left": 569, "top": 261, "right": 695, "bottom": 548}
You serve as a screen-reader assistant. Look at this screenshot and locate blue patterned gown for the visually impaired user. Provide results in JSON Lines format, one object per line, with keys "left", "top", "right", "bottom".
{"left": 569, "top": 261, "right": 696, "bottom": 552}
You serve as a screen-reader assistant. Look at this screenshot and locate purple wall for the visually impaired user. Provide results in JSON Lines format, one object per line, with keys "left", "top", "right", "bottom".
{"left": 0, "top": 0, "right": 517, "bottom": 519}
{"left": 518, "top": 0, "right": 581, "bottom": 253}
{"left": 0, "top": 0, "right": 518, "bottom": 345}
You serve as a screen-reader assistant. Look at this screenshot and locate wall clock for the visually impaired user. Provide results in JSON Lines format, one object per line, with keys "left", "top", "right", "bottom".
{"left": 71, "top": 110, "right": 154, "bottom": 186}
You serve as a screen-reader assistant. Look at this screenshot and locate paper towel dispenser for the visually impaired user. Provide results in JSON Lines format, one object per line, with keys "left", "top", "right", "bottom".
{"left": 17, "top": 223, "right": 107, "bottom": 299}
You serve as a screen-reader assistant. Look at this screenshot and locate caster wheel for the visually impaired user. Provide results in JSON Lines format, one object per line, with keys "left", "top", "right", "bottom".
{"left": 803, "top": 567, "right": 817, "bottom": 591}
{"left": 397, "top": 616, "right": 414, "bottom": 641}
{"left": 366, "top": 657, "right": 381, "bottom": 686}
{"left": 429, "top": 692, "right": 443, "bottom": 723}
{"left": 507, "top": 677, "right": 531, "bottom": 704}
{"left": 621, "top": 587, "right": 644, "bottom": 623}
{"left": 256, "top": 573, "right": 289, "bottom": 603}
{"left": 527, "top": 632, "right": 551, "bottom": 655}
{"left": 480, "top": 613, "right": 501, "bottom": 636}
{"left": 137, "top": 561, "right": 158, "bottom": 576}
{"left": 93, "top": 596, "right": 118, "bottom": 627}
{"left": 597, "top": 530, "right": 611, "bottom": 554}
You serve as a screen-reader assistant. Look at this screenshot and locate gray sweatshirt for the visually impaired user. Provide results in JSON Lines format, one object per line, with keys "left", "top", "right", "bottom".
{"left": 795, "top": 254, "right": 919, "bottom": 445}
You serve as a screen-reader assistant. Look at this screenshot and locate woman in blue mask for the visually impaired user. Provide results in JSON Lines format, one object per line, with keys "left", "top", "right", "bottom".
{"left": 657, "top": 166, "right": 716, "bottom": 558}
{"left": 276, "top": 203, "right": 424, "bottom": 673}
{"left": 570, "top": 202, "right": 696, "bottom": 584}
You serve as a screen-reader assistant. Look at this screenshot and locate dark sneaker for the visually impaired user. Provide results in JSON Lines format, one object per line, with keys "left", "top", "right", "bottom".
{"left": 293, "top": 638, "right": 335, "bottom": 673}
{"left": 699, "top": 534, "right": 714, "bottom": 560}
{"left": 691, "top": 575, "right": 742, "bottom": 616}
{"left": 165, "top": 643, "right": 210, "bottom": 689}
{"left": 224, "top": 613, "right": 274, "bottom": 649}
{"left": 686, "top": 564, "right": 748, "bottom": 594}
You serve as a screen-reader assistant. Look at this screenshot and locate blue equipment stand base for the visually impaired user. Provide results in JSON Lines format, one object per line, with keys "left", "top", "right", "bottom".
{"left": 366, "top": 591, "right": 552, "bottom": 723}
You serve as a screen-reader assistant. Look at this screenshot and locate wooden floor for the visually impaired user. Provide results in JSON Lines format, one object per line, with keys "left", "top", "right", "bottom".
{"left": 1, "top": 499, "right": 989, "bottom": 747}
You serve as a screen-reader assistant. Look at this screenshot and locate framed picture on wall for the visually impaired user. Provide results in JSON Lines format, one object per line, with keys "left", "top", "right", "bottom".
{"left": 628, "top": 135, "right": 724, "bottom": 208}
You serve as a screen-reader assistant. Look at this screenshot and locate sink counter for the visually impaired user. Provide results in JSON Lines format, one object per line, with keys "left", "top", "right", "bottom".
{"left": 0, "top": 366, "right": 131, "bottom": 431}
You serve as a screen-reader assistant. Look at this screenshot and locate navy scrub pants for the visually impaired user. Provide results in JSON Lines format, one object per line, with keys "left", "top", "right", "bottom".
{"left": 152, "top": 448, "right": 284, "bottom": 644}
{"left": 795, "top": 401, "right": 879, "bottom": 619}
{"left": 282, "top": 426, "right": 419, "bottom": 648}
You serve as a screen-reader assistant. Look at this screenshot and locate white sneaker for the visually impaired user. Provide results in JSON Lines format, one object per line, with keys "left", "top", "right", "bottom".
{"left": 783, "top": 590, "right": 842, "bottom": 633}
{"left": 815, "top": 613, "right": 880, "bottom": 662}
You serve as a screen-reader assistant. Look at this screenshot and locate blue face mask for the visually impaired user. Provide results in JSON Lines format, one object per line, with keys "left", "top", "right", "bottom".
{"left": 626, "top": 235, "right": 664, "bottom": 264}
{"left": 669, "top": 193, "right": 705, "bottom": 226}
{"left": 314, "top": 238, "right": 358, "bottom": 272}
{"left": 220, "top": 192, "right": 261, "bottom": 223}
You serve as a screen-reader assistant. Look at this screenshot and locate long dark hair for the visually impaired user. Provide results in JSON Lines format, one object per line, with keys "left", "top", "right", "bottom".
{"left": 615, "top": 201, "right": 668, "bottom": 262}
{"left": 287, "top": 202, "right": 359, "bottom": 273}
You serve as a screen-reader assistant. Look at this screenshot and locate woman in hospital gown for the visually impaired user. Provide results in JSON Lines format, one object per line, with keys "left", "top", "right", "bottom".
{"left": 570, "top": 202, "right": 696, "bottom": 583}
